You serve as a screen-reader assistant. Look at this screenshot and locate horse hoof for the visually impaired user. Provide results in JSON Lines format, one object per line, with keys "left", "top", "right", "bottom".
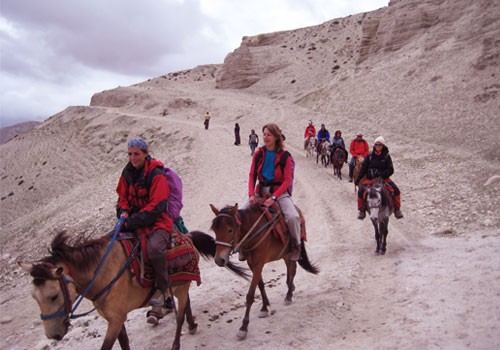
{"left": 381, "top": 249, "right": 386, "bottom": 255}
{"left": 237, "top": 330, "right": 247, "bottom": 340}
{"left": 188, "top": 324, "right": 198, "bottom": 335}
{"left": 284, "top": 298, "right": 292, "bottom": 306}
{"left": 258, "top": 310, "right": 269, "bottom": 318}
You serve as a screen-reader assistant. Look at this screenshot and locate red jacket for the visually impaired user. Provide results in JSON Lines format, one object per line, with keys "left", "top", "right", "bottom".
{"left": 248, "top": 147, "right": 293, "bottom": 198}
{"left": 349, "top": 138, "right": 369, "bottom": 158}
{"left": 116, "top": 157, "right": 173, "bottom": 236}
{"left": 304, "top": 125, "right": 316, "bottom": 138}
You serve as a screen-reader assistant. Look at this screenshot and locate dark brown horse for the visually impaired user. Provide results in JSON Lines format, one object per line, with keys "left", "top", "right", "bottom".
{"left": 331, "top": 147, "right": 346, "bottom": 180}
{"left": 209, "top": 203, "right": 319, "bottom": 340}
{"left": 19, "top": 229, "right": 247, "bottom": 350}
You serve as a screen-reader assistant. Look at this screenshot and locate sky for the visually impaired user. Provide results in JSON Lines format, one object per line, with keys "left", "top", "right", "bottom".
{"left": 0, "top": 0, "right": 388, "bottom": 127}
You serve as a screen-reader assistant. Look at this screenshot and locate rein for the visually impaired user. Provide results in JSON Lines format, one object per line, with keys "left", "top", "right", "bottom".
{"left": 214, "top": 206, "right": 280, "bottom": 253}
{"left": 40, "top": 217, "right": 128, "bottom": 321}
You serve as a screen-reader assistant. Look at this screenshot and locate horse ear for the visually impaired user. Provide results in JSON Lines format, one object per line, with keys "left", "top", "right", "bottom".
{"left": 54, "top": 266, "right": 64, "bottom": 277}
{"left": 18, "top": 262, "right": 33, "bottom": 273}
{"left": 233, "top": 203, "right": 239, "bottom": 213}
{"left": 209, "top": 204, "right": 219, "bottom": 216}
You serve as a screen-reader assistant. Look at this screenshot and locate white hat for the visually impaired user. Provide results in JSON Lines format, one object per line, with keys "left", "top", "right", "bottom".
{"left": 374, "top": 136, "right": 385, "bottom": 146}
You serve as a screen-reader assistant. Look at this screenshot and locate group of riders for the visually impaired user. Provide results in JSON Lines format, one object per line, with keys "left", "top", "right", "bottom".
{"left": 117, "top": 121, "right": 403, "bottom": 325}
{"left": 303, "top": 120, "right": 403, "bottom": 220}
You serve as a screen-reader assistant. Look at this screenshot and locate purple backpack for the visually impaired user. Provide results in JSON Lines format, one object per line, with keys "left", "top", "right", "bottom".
{"left": 146, "top": 166, "right": 183, "bottom": 219}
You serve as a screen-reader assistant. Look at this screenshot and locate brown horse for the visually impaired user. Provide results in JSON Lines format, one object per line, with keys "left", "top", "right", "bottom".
{"left": 331, "top": 147, "right": 346, "bottom": 180}
{"left": 353, "top": 155, "right": 365, "bottom": 192}
{"left": 19, "top": 228, "right": 247, "bottom": 350}
{"left": 305, "top": 136, "right": 315, "bottom": 158}
{"left": 209, "top": 203, "right": 319, "bottom": 340}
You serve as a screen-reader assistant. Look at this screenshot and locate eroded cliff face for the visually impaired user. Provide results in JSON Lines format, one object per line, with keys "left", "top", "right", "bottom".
{"left": 215, "top": 0, "right": 499, "bottom": 91}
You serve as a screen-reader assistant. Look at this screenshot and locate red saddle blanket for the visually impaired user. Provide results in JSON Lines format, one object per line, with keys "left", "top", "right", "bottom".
{"left": 119, "top": 230, "right": 201, "bottom": 289}
{"left": 259, "top": 200, "right": 307, "bottom": 245}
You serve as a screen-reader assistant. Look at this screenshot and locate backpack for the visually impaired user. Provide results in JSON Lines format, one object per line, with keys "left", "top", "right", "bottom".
{"left": 249, "top": 134, "right": 258, "bottom": 144}
{"left": 254, "top": 148, "right": 295, "bottom": 195}
{"left": 146, "top": 166, "right": 183, "bottom": 221}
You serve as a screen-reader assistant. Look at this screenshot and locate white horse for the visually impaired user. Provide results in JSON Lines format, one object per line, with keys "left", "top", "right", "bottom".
{"left": 305, "top": 136, "right": 315, "bottom": 158}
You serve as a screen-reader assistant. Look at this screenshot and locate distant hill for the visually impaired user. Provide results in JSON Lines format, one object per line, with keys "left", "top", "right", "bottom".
{"left": 0, "top": 121, "right": 41, "bottom": 144}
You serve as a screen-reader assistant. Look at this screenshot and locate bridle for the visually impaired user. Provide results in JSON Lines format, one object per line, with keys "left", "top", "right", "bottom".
{"left": 214, "top": 207, "right": 278, "bottom": 253}
{"left": 40, "top": 268, "right": 74, "bottom": 326}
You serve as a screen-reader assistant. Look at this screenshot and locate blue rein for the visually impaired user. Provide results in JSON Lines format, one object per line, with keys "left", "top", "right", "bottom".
{"left": 40, "top": 217, "right": 125, "bottom": 321}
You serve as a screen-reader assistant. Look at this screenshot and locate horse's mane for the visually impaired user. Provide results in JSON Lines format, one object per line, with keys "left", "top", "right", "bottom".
{"left": 39, "top": 231, "right": 110, "bottom": 273}
{"left": 211, "top": 205, "right": 238, "bottom": 231}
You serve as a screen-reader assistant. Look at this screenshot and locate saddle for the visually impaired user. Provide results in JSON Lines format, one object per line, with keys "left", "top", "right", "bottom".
{"left": 257, "top": 199, "right": 307, "bottom": 245}
{"left": 118, "top": 230, "right": 201, "bottom": 288}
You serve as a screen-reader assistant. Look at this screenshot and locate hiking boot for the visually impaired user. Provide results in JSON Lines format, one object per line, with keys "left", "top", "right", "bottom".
{"left": 146, "top": 306, "right": 164, "bottom": 325}
{"left": 238, "top": 250, "right": 246, "bottom": 261}
{"left": 394, "top": 209, "right": 404, "bottom": 219}
{"left": 289, "top": 243, "right": 301, "bottom": 262}
{"left": 357, "top": 210, "right": 366, "bottom": 220}
{"left": 349, "top": 177, "right": 353, "bottom": 183}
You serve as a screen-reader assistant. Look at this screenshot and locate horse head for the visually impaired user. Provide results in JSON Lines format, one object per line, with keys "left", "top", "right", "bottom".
{"left": 210, "top": 203, "right": 241, "bottom": 267}
{"left": 19, "top": 261, "right": 77, "bottom": 341}
{"left": 367, "top": 182, "right": 383, "bottom": 221}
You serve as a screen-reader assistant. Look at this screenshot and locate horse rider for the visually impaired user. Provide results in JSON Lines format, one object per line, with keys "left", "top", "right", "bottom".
{"left": 116, "top": 137, "right": 173, "bottom": 324}
{"left": 247, "top": 123, "right": 301, "bottom": 261}
{"left": 303, "top": 120, "right": 316, "bottom": 149}
{"left": 316, "top": 123, "right": 331, "bottom": 153}
{"left": 348, "top": 132, "right": 369, "bottom": 182}
{"left": 329, "top": 130, "right": 348, "bottom": 163}
{"left": 354, "top": 136, "right": 404, "bottom": 220}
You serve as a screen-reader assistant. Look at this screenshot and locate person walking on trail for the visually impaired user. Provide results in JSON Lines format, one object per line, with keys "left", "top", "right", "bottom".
{"left": 355, "top": 136, "right": 404, "bottom": 220}
{"left": 203, "top": 112, "right": 211, "bottom": 130}
{"left": 246, "top": 123, "right": 301, "bottom": 261}
{"left": 248, "top": 129, "right": 259, "bottom": 156}
{"left": 234, "top": 123, "right": 241, "bottom": 145}
{"left": 348, "top": 132, "right": 369, "bottom": 182}
{"left": 116, "top": 137, "right": 173, "bottom": 325}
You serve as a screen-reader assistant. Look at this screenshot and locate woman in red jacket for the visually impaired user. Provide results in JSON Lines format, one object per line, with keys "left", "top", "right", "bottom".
{"left": 247, "top": 123, "right": 300, "bottom": 261}
{"left": 116, "top": 137, "right": 173, "bottom": 321}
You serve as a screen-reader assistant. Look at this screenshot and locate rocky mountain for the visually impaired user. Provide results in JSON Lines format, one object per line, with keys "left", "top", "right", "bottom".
{"left": 0, "top": 0, "right": 499, "bottom": 349}
{"left": 0, "top": 121, "right": 41, "bottom": 144}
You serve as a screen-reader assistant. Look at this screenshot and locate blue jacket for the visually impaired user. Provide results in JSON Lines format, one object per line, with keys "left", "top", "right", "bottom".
{"left": 317, "top": 129, "right": 330, "bottom": 142}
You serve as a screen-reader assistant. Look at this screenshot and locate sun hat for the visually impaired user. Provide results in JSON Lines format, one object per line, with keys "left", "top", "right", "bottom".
{"left": 357, "top": 132, "right": 363, "bottom": 136}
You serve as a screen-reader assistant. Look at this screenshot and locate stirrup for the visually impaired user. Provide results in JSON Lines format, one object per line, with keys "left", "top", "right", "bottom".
{"left": 146, "top": 306, "right": 164, "bottom": 325}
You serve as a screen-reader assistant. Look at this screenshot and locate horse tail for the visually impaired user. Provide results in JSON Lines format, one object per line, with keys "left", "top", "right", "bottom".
{"left": 297, "top": 240, "right": 320, "bottom": 274}
{"left": 188, "top": 230, "right": 250, "bottom": 280}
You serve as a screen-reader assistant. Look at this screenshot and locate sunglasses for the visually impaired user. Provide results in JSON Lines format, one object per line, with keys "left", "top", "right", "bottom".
{"left": 128, "top": 152, "right": 142, "bottom": 156}
{"left": 374, "top": 143, "right": 383, "bottom": 146}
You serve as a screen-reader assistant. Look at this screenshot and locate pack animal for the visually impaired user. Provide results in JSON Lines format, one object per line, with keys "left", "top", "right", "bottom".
{"left": 209, "top": 203, "right": 319, "bottom": 340}
{"left": 365, "top": 178, "right": 395, "bottom": 254}
{"left": 19, "top": 226, "right": 247, "bottom": 350}
{"left": 331, "top": 148, "right": 346, "bottom": 180}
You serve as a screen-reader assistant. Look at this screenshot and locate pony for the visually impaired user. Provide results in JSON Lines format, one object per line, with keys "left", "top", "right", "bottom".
{"left": 305, "top": 136, "right": 315, "bottom": 158}
{"left": 209, "top": 203, "right": 319, "bottom": 340}
{"left": 353, "top": 155, "right": 365, "bottom": 192}
{"left": 317, "top": 140, "right": 330, "bottom": 167}
{"left": 365, "top": 177, "right": 395, "bottom": 254}
{"left": 331, "top": 147, "right": 346, "bottom": 179}
{"left": 19, "top": 228, "right": 247, "bottom": 350}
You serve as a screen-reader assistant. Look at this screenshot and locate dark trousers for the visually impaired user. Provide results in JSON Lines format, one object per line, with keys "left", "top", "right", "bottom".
{"left": 146, "top": 229, "right": 171, "bottom": 293}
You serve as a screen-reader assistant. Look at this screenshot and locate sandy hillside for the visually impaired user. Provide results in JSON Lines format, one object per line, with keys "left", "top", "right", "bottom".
{"left": 1, "top": 0, "right": 499, "bottom": 349}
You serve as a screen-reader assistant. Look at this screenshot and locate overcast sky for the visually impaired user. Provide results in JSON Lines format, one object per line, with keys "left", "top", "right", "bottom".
{"left": 0, "top": 0, "right": 388, "bottom": 127}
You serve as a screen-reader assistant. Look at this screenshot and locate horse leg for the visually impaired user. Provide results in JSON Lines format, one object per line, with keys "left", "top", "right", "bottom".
{"left": 237, "top": 264, "right": 264, "bottom": 340}
{"left": 284, "top": 260, "right": 297, "bottom": 305}
{"left": 100, "top": 321, "right": 126, "bottom": 350}
{"left": 257, "top": 277, "right": 270, "bottom": 318}
{"left": 380, "top": 219, "right": 389, "bottom": 254}
{"left": 117, "top": 325, "right": 130, "bottom": 350}
{"left": 184, "top": 293, "right": 198, "bottom": 335}
{"left": 171, "top": 283, "right": 192, "bottom": 350}
{"left": 372, "top": 220, "right": 381, "bottom": 254}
